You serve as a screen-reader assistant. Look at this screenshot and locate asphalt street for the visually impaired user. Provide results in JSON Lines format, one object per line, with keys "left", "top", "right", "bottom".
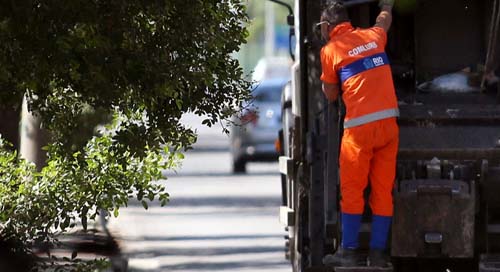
{"left": 108, "top": 114, "right": 292, "bottom": 272}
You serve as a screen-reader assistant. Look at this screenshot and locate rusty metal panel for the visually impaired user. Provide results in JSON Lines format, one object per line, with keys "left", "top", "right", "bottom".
{"left": 392, "top": 179, "right": 475, "bottom": 258}
{"left": 399, "top": 126, "right": 500, "bottom": 150}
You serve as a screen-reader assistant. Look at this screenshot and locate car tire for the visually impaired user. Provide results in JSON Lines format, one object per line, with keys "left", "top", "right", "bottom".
{"left": 233, "top": 159, "right": 246, "bottom": 173}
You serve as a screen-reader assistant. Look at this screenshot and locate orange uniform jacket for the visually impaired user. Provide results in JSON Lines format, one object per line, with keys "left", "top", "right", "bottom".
{"left": 320, "top": 22, "right": 398, "bottom": 128}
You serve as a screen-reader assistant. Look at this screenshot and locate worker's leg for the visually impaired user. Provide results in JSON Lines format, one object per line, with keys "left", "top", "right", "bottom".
{"left": 324, "top": 126, "right": 373, "bottom": 266}
{"left": 368, "top": 118, "right": 399, "bottom": 250}
{"left": 340, "top": 213, "right": 362, "bottom": 249}
{"left": 340, "top": 125, "right": 373, "bottom": 249}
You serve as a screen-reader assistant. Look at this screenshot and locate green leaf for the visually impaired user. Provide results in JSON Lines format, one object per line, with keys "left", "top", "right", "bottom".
{"left": 137, "top": 191, "right": 144, "bottom": 201}
{"left": 61, "top": 217, "right": 70, "bottom": 230}
{"left": 82, "top": 215, "right": 88, "bottom": 230}
{"left": 176, "top": 99, "right": 183, "bottom": 110}
{"left": 113, "top": 207, "right": 119, "bottom": 218}
{"left": 141, "top": 200, "right": 149, "bottom": 210}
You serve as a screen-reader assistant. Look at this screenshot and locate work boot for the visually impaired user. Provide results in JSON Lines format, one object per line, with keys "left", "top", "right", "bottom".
{"left": 323, "top": 248, "right": 364, "bottom": 267}
{"left": 367, "top": 249, "right": 391, "bottom": 267}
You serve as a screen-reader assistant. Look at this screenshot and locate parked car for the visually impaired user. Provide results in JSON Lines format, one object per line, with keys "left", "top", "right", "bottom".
{"left": 230, "top": 77, "right": 290, "bottom": 173}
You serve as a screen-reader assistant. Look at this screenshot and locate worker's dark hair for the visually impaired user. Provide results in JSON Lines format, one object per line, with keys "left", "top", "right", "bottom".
{"left": 322, "top": 2, "right": 350, "bottom": 26}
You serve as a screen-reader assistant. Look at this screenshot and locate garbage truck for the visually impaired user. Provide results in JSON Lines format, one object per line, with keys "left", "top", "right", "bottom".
{"left": 274, "top": 0, "right": 500, "bottom": 271}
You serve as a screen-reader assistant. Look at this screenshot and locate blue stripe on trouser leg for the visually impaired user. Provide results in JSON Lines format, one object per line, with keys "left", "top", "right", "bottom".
{"left": 370, "top": 215, "right": 392, "bottom": 250}
{"left": 341, "top": 213, "right": 362, "bottom": 249}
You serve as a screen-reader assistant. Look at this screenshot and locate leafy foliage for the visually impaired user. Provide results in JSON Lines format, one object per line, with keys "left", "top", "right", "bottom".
{"left": 0, "top": 0, "right": 251, "bottom": 147}
{"left": 0, "top": 0, "right": 251, "bottom": 269}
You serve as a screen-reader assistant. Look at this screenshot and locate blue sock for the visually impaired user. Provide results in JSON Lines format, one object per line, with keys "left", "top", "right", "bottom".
{"left": 341, "top": 213, "right": 362, "bottom": 249}
{"left": 370, "top": 215, "right": 392, "bottom": 250}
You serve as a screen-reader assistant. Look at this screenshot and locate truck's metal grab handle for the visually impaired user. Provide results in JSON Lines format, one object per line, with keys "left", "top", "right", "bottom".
{"left": 266, "top": 0, "right": 293, "bottom": 18}
{"left": 482, "top": 0, "right": 499, "bottom": 90}
{"left": 264, "top": 0, "right": 295, "bottom": 60}
{"left": 288, "top": 28, "right": 295, "bottom": 61}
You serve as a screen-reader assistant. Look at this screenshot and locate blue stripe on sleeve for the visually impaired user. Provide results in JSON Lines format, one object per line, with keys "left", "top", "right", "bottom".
{"left": 339, "top": 52, "right": 390, "bottom": 84}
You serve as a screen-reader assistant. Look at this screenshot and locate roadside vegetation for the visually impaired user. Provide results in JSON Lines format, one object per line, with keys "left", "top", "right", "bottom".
{"left": 0, "top": 1, "right": 251, "bottom": 270}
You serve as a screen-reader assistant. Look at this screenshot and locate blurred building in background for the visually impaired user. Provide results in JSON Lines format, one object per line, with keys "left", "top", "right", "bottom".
{"left": 237, "top": 0, "right": 294, "bottom": 78}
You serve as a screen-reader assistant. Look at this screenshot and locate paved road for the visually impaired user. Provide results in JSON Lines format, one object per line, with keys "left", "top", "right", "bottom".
{"left": 108, "top": 128, "right": 292, "bottom": 272}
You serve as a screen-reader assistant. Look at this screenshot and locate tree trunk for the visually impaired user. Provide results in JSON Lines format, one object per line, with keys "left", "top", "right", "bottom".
{"left": 19, "top": 96, "right": 48, "bottom": 171}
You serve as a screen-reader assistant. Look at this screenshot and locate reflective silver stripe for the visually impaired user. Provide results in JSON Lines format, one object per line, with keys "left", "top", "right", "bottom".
{"left": 344, "top": 108, "right": 399, "bottom": 128}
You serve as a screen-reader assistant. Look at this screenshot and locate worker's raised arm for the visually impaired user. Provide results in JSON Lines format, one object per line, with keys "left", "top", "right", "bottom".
{"left": 374, "top": 0, "right": 394, "bottom": 32}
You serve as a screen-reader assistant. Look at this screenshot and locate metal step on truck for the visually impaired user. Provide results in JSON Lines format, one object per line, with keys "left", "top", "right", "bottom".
{"left": 271, "top": 0, "right": 500, "bottom": 271}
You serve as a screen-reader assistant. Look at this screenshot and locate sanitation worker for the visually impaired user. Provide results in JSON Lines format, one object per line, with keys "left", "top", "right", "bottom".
{"left": 318, "top": 0, "right": 398, "bottom": 268}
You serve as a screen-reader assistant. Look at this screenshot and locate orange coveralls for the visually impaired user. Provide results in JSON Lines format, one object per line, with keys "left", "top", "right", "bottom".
{"left": 320, "top": 22, "right": 399, "bottom": 217}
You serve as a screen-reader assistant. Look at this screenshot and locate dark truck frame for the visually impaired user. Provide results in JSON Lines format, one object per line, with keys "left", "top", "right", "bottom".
{"left": 276, "top": 0, "right": 500, "bottom": 271}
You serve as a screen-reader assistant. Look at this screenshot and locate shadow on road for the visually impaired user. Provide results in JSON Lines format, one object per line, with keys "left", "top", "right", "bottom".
{"left": 157, "top": 260, "right": 288, "bottom": 271}
{"left": 111, "top": 148, "right": 291, "bottom": 272}
{"left": 123, "top": 234, "right": 283, "bottom": 242}
{"left": 127, "top": 196, "right": 281, "bottom": 208}
{"left": 127, "top": 245, "right": 284, "bottom": 257}
{"left": 122, "top": 233, "right": 290, "bottom": 271}
{"left": 162, "top": 171, "right": 280, "bottom": 178}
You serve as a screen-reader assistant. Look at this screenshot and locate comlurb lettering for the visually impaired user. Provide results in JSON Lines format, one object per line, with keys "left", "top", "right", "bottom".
{"left": 348, "top": 42, "right": 378, "bottom": 57}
